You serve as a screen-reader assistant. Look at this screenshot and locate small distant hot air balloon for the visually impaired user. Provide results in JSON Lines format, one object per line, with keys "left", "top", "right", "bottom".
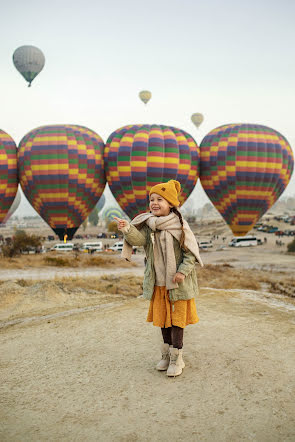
{"left": 18, "top": 125, "right": 106, "bottom": 240}
{"left": 139, "top": 90, "right": 152, "bottom": 105}
{"left": 0, "top": 130, "right": 18, "bottom": 224}
{"left": 103, "top": 207, "right": 128, "bottom": 222}
{"left": 104, "top": 124, "right": 200, "bottom": 218}
{"left": 200, "top": 123, "right": 294, "bottom": 236}
{"left": 13, "top": 45, "right": 45, "bottom": 87}
{"left": 191, "top": 113, "right": 204, "bottom": 128}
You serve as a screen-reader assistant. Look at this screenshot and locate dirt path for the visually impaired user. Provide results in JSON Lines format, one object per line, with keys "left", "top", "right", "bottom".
{"left": 1, "top": 288, "right": 294, "bottom": 441}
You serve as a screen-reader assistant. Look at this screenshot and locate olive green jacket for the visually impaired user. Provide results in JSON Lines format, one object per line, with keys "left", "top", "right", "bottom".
{"left": 123, "top": 224, "right": 201, "bottom": 301}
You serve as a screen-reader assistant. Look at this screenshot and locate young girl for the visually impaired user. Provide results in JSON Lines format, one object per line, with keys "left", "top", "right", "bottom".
{"left": 114, "top": 180, "right": 204, "bottom": 377}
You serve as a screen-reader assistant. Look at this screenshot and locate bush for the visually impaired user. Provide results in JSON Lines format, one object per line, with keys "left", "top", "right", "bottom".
{"left": 108, "top": 221, "right": 119, "bottom": 233}
{"left": 1, "top": 231, "right": 42, "bottom": 257}
{"left": 287, "top": 238, "right": 295, "bottom": 252}
{"left": 44, "top": 256, "right": 70, "bottom": 267}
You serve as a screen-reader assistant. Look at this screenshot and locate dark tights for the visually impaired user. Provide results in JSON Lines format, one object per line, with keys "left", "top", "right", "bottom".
{"left": 161, "top": 326, "right": 184, "bottom": 349}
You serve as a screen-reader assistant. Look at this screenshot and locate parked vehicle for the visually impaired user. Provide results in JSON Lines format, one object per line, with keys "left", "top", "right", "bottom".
{"left": 228, "top": 236, "right": 258, "bottom": 247}
{"left": 80, "top": 241, "right": 103, "bottom": 252}
{"left": 267, "top": 227, "right": 278, "bottom": 233}
{"left": 51, "top": 243, "right": 74, "bottom": 252}
{"left": 110, "top": 241, "right": 124, "bottom": 252}
{"left": 97, "top": 233, "right": 107, "bottom": 238}
{"left": 275, "top": 230, "right": 285, "bottom": 236}
{"left": 199, "top": 240, "right": 213, "bottom": 249}
{"left": 284, "top": 230, "right": 295, "bottom": 236}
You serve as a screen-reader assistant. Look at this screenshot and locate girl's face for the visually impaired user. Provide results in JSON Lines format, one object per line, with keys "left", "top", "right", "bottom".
{"left": 149, "top": 193, "right": 173, "bottom": 216}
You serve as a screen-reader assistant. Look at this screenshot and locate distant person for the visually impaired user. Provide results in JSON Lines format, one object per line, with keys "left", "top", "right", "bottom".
{"left": 264, "top": 237, "right": 267, "bottom": 243}
{"left": 114, "top": 180, "right": 204, "bottom": 377}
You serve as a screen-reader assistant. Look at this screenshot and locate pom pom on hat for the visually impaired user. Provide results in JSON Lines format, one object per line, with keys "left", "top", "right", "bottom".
{"left": 149, "top": 180, "right": 181, "bottom": 207}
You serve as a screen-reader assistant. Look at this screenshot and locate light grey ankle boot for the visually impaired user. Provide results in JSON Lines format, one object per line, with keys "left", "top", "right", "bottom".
{"left": 156, "top": 343, "right": 170, "bottom": 371}
{"left": 167, "top": 348, "right": 185, "bottom": 377}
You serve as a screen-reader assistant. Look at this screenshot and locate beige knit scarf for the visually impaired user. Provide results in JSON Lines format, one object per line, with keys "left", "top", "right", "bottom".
{"left": 122, "top": 212, "right": 204, "bottom": 290}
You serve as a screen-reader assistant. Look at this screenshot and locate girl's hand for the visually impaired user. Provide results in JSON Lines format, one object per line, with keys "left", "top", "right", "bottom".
{"left": 113, "top": 216, "right": 128, "bottom": 231}
{"left": 172, "top": 272, "right": 185, "bottom": 283}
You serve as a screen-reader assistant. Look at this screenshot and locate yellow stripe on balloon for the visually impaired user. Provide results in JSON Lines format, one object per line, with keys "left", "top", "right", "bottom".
{"left": 236, "top": 161, "right": 281, "bottom": 169}
{"left": 130, "top": 162, "right": 146, "bottom": 167}
{"left": 31, "top": 164, "right": 68, "bottom": 171}
{"left": 178, "top": 164, "right": 190, "bottom": 170}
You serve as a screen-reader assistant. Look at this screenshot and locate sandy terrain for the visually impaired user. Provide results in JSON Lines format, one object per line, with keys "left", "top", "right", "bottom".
{"left": 0, "top": 226, "right": 295, "bottom": 441}
{"left": 1, "top": 286, "right": 294, "bottom": 441}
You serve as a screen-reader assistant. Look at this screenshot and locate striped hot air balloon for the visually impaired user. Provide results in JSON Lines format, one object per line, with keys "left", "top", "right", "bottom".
{"left": 104, "top": 124, "right": 200, "bottom": 218}
{"left": 0, "top": 130, "right": 18, "bottom": 224}
{"left": 18, "top": 125, "right": 105, "bottom": 240}
{"left": 103, "top": 206, "right": 128, "bottom": 222}
{"left": 200, "top": 123, "right": 294, "bottom": 236}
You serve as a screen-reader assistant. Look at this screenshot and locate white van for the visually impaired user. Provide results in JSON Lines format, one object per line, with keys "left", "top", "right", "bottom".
{"left": 81, "top": 241, "right": 103, "bottom": 252}
{"left": 110, "top": 241, "right": 124, "bottom": 252}
{"left": 51, "top": 243, "right": 74, "bottom": 252}
{"left": 199, "top": 240, "right": 213, "bottom": 249}
{"left": 228, "top": 236, "right": 258, "bottom": 247}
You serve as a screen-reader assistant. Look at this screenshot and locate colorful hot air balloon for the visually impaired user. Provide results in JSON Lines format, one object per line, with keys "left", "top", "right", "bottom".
{"left": 139, "top": 90, "right": 152, "bottom": 104}
{"left": 103, "top": 206, "right": 128, "bottom": 222}
{"left": 0, "top": 130, "right": 18, "bottom": 224}
{"left": 104, "top": 124, "right": 200, "bottom": 218}
{"left": 2, "top": 187, "right": 21, "bottom": 223}
{"left": 13, "top": 45, "right": 45, "bottom": 87}
{"left": 200, "top": 123, "right": 294, "bottom": 236}
{"left": 18, "top": 125, "right": 105, "bottom": 240}
{"left": 96, "top": 193, "right": 106, "bottom": 212}
{"left": 191, "top": 113, "right": 204, "bottom": 128}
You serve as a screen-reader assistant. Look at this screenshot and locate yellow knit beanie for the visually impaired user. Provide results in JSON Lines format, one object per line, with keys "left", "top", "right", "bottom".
{"left": 149, "top": 180, "right": 181, "bottom": 207}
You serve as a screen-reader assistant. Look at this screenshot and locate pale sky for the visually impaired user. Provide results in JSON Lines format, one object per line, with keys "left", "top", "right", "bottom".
{"left": 1, "top": 0, "right": 295, "bottom": 216}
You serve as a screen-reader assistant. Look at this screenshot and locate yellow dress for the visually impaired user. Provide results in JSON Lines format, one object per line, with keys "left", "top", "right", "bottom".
{"left": 146, "top": 286, "right": 199, "bottom": 329}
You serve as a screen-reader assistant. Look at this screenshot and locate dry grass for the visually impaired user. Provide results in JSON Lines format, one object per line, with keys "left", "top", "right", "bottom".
{"left": 0, "top": 262, "right": 293, "bottom": 298}
{"left": 0, "top": 252, "right": 136, "bottom": 269}
{"left": 52, "top": 274, "right": 143, "bottom": 297}
{"left": 196, "top": 264, "right": 295, "bottom": 296}
{"left": 196, "top": 264, "right": 261, "bottom": 291}
{"left": 1, "top": 274, "right": 143, "bottom": 298}
{"left": 5, "top": 264, "right": 294, "bottom": 297}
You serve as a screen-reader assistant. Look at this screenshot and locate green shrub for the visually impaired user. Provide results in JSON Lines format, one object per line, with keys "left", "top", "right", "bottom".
{"left": 287, "top": 238, "right": 295, "bottom": 252}
{"left": 1, "top": 231, "right": 42, "bottom": 257}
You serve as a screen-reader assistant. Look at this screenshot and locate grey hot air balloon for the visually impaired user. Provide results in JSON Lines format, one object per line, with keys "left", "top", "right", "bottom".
{"left": 13, "top": 45, "right": 45, "bottom": 87}
{"left": 139, "top": 90, "right": 152, "bottom": 104}
{"left": 191, "top": 113, "right": 204, "bottom": 128}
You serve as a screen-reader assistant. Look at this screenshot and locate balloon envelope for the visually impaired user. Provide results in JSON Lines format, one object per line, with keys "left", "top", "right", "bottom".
{"left": 139, "top": 90, "right": 151, "bottom": 104}
{"left": 191, "top": 113, "right": 204, "bottom": 128}
{"left": 103, "top": 206, "right": 128, "bottom": 221}
{"left": 96, "top": 194, "right": 106, "bottom": 212}
{"left": 18, "top": 125, "right": 105, "bottom": 239}
{"left": 200, "top": 123, "right": 294, "bottom": 236}
{"left": 0, "top": 130, "right": 18, "bottom": 223}
{"left": 2, "top": 187, "right": 21, "bottom": 223}
{"left": 13, "top": 45, "right": 45, "bottom": 86}
{"left": 104, "top": 124, "right": 200, "bottom": 218}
